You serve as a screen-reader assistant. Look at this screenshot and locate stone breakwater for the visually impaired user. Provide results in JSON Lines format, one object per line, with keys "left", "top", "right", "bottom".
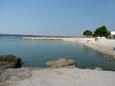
{"left": 22, "top": 37, "right": 64, "bottom": 40}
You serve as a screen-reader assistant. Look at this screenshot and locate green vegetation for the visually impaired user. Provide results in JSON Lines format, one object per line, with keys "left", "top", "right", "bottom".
{"left": 94, "top": 26, "right": 110, "bottom": 37}
{"left": 113, "top": 35, "right": 115, "bottom": 39}
{"left": 83, "top": 26, "right": 110, "bottom": 38}
{"left": 83, "top": 30, "right": 92, "bottom": 37}
{"left": 113, "top": 47, "right": 115, "bottom": 50}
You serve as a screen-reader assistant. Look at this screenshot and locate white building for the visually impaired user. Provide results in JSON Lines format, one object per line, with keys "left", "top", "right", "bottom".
{"left": 111, "top": 31, "right": 115, "bottom": 35}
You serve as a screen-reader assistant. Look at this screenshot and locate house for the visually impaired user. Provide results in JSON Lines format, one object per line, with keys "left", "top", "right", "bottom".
{"left": 111, "top": 31, "right": 115, "bottom": 36}
{"left": 110, "top": 31, "right": 115, "bottom": 39}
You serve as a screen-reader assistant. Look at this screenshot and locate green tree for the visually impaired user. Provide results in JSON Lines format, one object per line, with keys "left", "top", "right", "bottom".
{"left": 83, "top": 30, "right": 92, "bottom": 37}
{"left": 94, "top": 26, "right": 110, "bottom": 37}
{"left": 113, "top": 35, "right": 115, "bottom": 39}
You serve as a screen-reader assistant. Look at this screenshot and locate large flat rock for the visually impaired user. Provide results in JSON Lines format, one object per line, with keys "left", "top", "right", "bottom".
{"left": 8, "top": 68, "right": 115, "bottom": 86}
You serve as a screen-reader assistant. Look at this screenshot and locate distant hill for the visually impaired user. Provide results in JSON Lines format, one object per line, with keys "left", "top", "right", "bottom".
{"left": 0, "top": 34, "right": 78, "bottom": 38}
{"left": 0, "top": 34, "right": 37, "bottom": 37}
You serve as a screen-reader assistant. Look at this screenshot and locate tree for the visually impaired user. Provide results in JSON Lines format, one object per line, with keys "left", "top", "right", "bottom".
{"left": 113, "top": 35, "right": 115, "bottom": 39}
{"left": 94, "top": 26, "right": 110, "bottom": 37}
{"left": 83, "top": 30, "right": 92, "bottom": 37}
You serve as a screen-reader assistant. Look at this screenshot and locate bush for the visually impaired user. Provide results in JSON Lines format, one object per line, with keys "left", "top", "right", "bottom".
{"left": 113, "top": 35, "right": 115, "bottom": 39}
{"left": 83, "top": 30, "right": 92, "bottom": 37}
{"left": 94, "top": 26, "right": 110, "bottom": 37}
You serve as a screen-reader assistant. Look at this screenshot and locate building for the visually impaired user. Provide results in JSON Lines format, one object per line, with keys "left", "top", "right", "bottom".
{"left": 111, "top": 31, "right": 115, "bottom": 36}
{"left": 110, "top": 31, "right": 115, "bottom": 39}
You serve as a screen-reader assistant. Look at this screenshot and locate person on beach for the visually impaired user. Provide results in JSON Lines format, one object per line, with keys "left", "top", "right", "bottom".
{"left": 95, "top": 38, "right": 98, "bottom": 41}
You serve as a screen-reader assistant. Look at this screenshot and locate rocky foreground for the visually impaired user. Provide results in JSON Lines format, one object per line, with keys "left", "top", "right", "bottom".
{"left": 0, "top": 68, "right": 115, "bottom": 86}
{"left": 0, "top": 58, "right": 115, "bottom": 86}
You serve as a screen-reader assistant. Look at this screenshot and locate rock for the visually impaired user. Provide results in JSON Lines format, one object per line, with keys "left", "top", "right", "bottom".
{"left": 7, "top": 76, "right": 21, "bottom": 81}
{"left": 95, "top": 67, "right": 102, "bottom": 70}
{"left": 5, "top": 67, "right": 32, "bottom": 81}
{"left": 46, "top": 58, "right": 76, "bottom": 68}
{"left": 0, "top": 54, "right": 22, "bottom": 68}
{"left": 0, "top": 82, "right": 9, "bottom": 86}
{"left": 0, "top": 55, "right": 23, "bottom": 78}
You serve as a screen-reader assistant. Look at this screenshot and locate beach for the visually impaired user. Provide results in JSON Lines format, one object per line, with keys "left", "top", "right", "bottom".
{"left": 64, "top": 38, "right": 115, "bottom": 58}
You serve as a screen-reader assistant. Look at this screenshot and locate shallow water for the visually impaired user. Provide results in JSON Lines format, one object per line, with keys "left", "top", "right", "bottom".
{"left": 0, "top": 38, "right": 115, "bottom": 71}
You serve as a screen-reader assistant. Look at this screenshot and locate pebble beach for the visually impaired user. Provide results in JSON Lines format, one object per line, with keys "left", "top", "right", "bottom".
{"left": 63, "top": 38, "right": 115, "bottom": 58}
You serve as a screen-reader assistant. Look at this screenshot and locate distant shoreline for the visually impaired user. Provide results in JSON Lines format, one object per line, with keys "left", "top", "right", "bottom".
{"left": 22, "top": 37, "right": 115, "bottom": 58}
{"left": 0, "top": 34, "right": 79, "bottom": 38}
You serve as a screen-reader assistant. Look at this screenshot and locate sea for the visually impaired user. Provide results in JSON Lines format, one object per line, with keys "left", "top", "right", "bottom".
{"left": 0, "top": 36, "right": 115, "bottom": 71}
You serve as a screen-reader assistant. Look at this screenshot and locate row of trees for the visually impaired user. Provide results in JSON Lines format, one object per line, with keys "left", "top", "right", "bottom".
{"left": 83, "top": 26, "right": 110, "bottom": 37}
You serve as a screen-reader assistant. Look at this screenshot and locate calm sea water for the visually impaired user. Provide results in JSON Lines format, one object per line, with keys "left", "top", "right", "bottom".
{"left": 0, "top": 37, "right": 115, "bottom": 71}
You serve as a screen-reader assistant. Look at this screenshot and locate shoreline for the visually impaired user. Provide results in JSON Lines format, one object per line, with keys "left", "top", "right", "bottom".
{"left": 56, "top": 38, "right": 115, "bottom": 58}
{"left": 22, "top": 37, "right": 115, "bottom": 58}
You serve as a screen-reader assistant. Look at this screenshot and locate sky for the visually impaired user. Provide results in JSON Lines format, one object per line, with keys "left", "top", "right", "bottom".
{"left": 0, "top": 0, "right": 115, "bottom": 36}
